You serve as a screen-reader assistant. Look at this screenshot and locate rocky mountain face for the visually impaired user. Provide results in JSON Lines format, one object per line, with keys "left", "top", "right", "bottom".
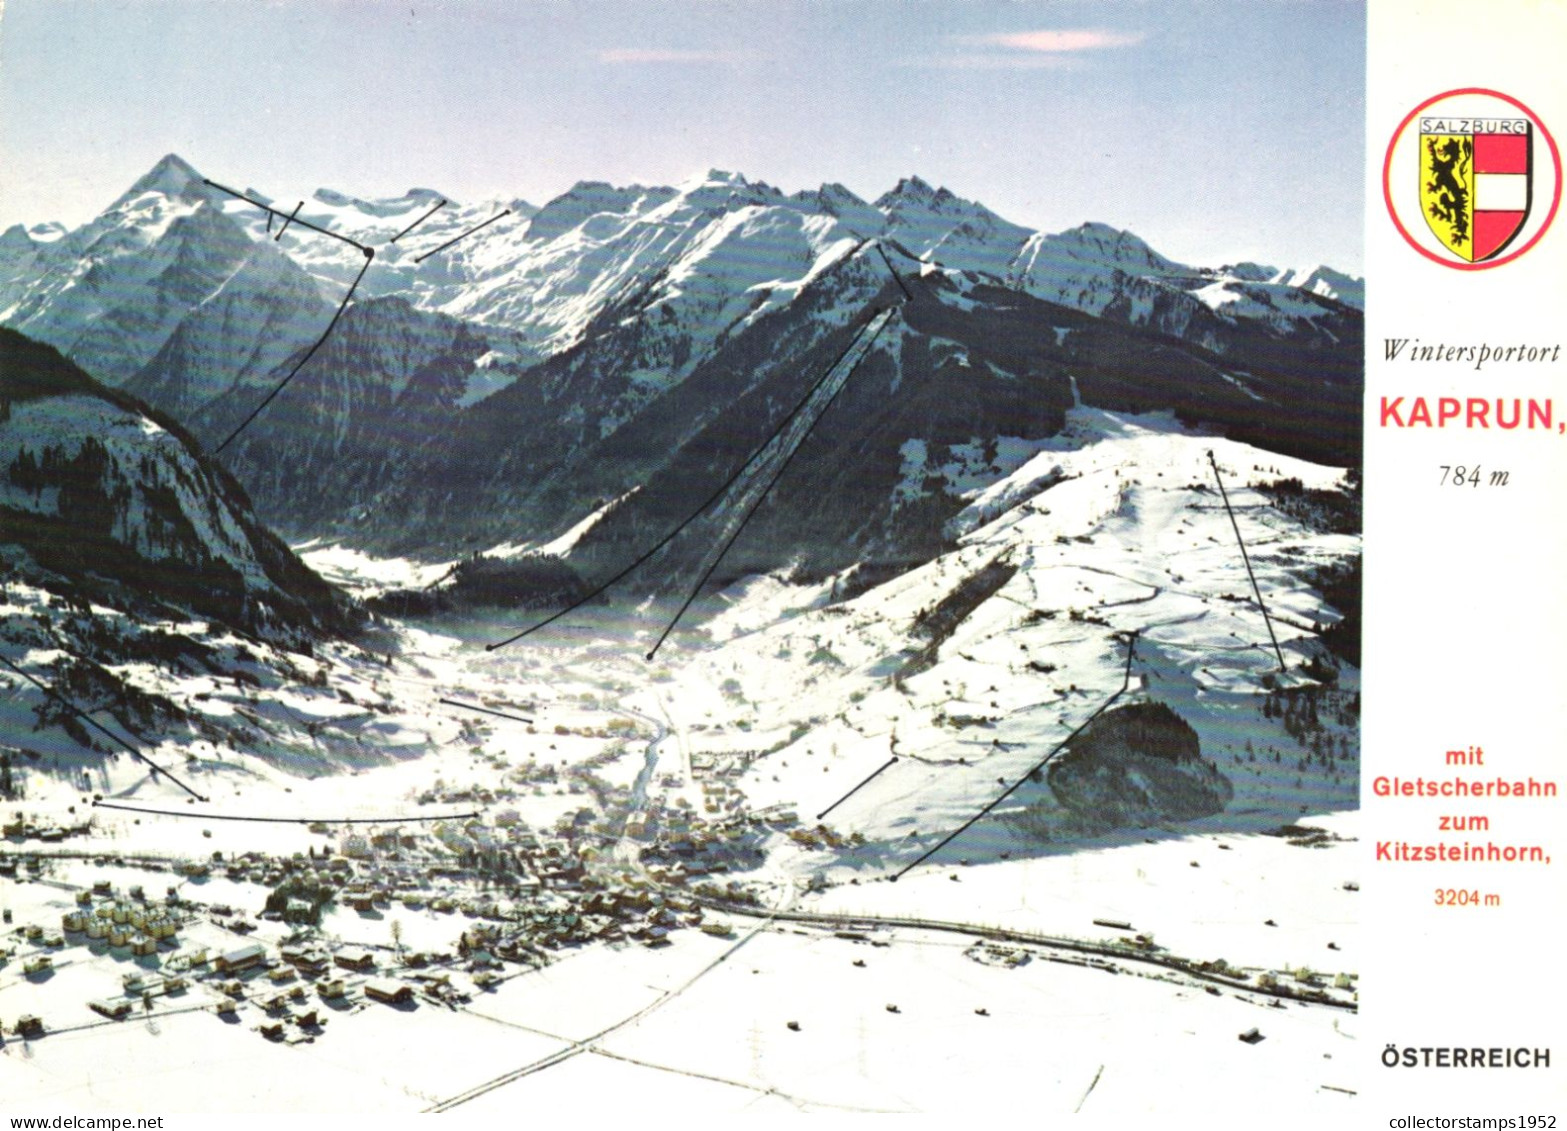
{"left": 0, "top": 155, "right": 1363, "bottom": 607}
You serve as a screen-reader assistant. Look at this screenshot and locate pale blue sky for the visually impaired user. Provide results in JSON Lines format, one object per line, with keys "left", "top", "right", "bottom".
{"left": 0, "top": 0, "right": 1364, "bottom": 273}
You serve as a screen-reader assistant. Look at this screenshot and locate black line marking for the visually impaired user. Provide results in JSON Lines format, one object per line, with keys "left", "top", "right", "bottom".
{"left": 874, "top": 242, "right": 915, "bottom": 303}
{"left": 202, "top": 179, "right": 372, "bottom": 254}
{"left": 644, "top": 307, "right": 896, "bottom": 660}
{"left": 0, "top": 653, "right": 207, "bottom": 802}
{"left": 213, "top": 249, "right": 374, "bottom": 454}
{"left": 1075, "top": 1065, "right": 1105, "bottom": 1114}
{"left": 413, "top": 209, "right": 511, "bottom": 264}
{"left": 816, "top": 756, "right": 898, "bottom": 820}
{"left": 274, "top": 200, "right": 302, "bottom": 242}
{"left": 891, "top": 633, "right": 1137, "bottom": 881}
{"left": 93, "top": 800, "right": 477, "bottom": 824}
{"left": 1206, "top": 451, "right": 1286, "bottom": 671}
{"left": 439, "top": 697, "right": 533, "bottom": 725}
{"left": 487, "top": 302, "right": 890, "bottom": 652}
{"left": 390, "top": 198, "right": 448, "bottom": 243}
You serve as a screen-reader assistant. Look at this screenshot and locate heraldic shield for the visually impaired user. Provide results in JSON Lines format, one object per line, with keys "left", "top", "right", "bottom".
{"left": 1419, "top": 118, "right": 1533, "bottom": 262}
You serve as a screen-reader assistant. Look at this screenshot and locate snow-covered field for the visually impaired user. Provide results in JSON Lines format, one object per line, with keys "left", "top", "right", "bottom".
{"left": 0, "top": 892, "right": 1357, "bottom": 1114}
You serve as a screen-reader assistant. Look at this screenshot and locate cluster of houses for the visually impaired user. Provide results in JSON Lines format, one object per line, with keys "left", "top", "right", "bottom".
{"left": 89, "top": 969, "right": 193, "bottom": 1020}
{"left": 701, "top": 779, "right": 747, "bottom": 816}
{"left": 59, "top": 881, "right": 183, "bottom": 955}
{"left": 199, "top": 942, "right": 337, "bottom": 1040}
{"left": 213, "top": 849, "right": 349, "bottom": 888}
{"left": 194, "top": 937, "right": 432, "bottom": 1039}
{"left": 4, "top": 798, "right": 760, "bottom": 1039}
{"left": 415, "top": 778, "right": 526, "bottom": 808}
{"left": 1, "top": 866, "right": 444, "bottom": 1043}
{"left": 638, "top": 800, "right": 803, "bottom": 877}
{"left": 4, "top": 881, "right": 201, "bottom": 1035}
{"left": 786, "top": 824, "right": 859, "bottom": 851}
{"left": 2, "top": 879, "right": 189, "bottom": 988}
{"left": 1, "top": 738, "right": 816, "bottom": 1047}
{"left": 325, "top": 818, "right": 590, "bottom": 912}
{"left": 443, "top": 870, "right": 726, "bottom": 955}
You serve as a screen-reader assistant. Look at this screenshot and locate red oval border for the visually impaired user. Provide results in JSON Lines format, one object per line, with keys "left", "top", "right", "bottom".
{"left": 1382, "top": 87, "right": 1562, "bottom": 270}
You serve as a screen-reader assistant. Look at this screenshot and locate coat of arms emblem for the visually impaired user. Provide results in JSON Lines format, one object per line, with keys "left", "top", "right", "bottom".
{"left": 1384, "top": 89, "right": 1560, "bottom": 270}
{"left": 1419, "top": 118, "right": 1531, "bottom": 262}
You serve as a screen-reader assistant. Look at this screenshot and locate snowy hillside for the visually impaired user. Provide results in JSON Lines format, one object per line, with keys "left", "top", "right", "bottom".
{"left": 641, "top": 406, "right": 1358, "bottom": 873}
{"left": 0, "top": 329, "right": 353, "bottom": 633}
{"left": 0, "top": 329, "right": 378, "bottom": 788}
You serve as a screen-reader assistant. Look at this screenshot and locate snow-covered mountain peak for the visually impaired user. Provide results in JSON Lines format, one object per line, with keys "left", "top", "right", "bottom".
{"left": 874, "top": 177, "right": 999, "bottom": 224}
{"left": 1271, "top": 265, "right": 1364, "bottom": 310}
{"left": 0, "top": 158, "right": 291, "bottom": 387}
{"left": 524, "top": 180, "right": 667, "bottom": 243}
{"left": 876, "top": 176, "right": 1010, "bottom": 226}
{"left": 1005, "top": 220, "right": 1215, "bottom": 325}
{"left": 0, "top": 222, "right": 69, "bottom": 250}
{"left": 1046, "top": 221, "right": 1187, "bottom": 273}
{"left": 684, "top": 167, "right": 751, "bottom": 190}
{"left": 875, "top": 174, "right": 939, "bottom": 207}
{"left": 805, "top": 181, "right": 867, "bottom": 210}
{"left": 793, "top": 182, "right": 885, "bottom": 235}
{"left": 1223, "top": 261, "right": 1280, "bottom": 283}
{"left": 873, "top": 177, "right": 1033, "bottom": 276}
{"left": 92, "top": 155, "right": 223, "bottom": 240}
{"left": 311, "top": 184, "right": 444, "bottom": 218}
{"left": 669, "top": 170, "right": 793, "bottom": 216}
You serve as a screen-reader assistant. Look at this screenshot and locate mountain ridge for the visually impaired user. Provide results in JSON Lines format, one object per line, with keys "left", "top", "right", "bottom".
{"left": 1, "top": 154, "right": 1362, "bottom": 609}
